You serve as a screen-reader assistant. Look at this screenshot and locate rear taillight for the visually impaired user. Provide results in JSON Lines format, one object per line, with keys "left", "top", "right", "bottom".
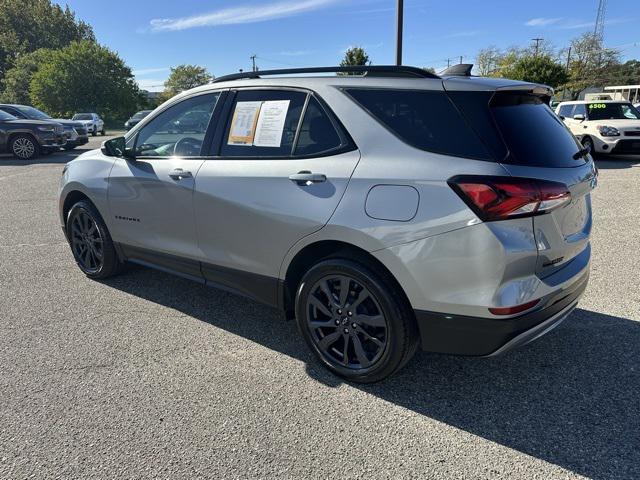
{"left": 448, "top": 175, "right": 571, "bottom": 221}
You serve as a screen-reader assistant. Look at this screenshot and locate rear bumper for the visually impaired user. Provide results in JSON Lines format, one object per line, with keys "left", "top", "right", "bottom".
{"left": 414, "top": 270, "right": 588, "bottom": 356}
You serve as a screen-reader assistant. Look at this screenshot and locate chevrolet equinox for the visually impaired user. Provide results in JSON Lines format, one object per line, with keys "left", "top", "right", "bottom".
{"left": 59, "top": 65, "right": 596, "bottom": 382}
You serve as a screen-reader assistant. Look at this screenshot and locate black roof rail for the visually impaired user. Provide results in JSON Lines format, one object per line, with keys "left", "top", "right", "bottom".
{"left": 212, "top": 65, "right": 440, "bottom": 83}
{"left": 441, "top": 64, "right": 474, "bottom": 77}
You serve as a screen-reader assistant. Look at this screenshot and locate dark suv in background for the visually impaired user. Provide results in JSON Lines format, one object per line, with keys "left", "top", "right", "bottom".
{"left": 124, "top": 110, "right": 153, "bottom": 130}
{"left": 0, "top": 108, "right": 66, "bottom": 159}
{"left": 0, "top": 104, "right": 88, "bottom": 150}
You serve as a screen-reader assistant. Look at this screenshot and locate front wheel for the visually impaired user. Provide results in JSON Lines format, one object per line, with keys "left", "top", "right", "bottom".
{"left": 581, "top": 136, "right": 595, "bottom": 156}
{"left": 10, "top": 134, "right": 39, "bottom": 160}
{"left": 66, "top": 200, "right": 124, "bottom": 279}
{"left": 295, "top": 258, "right": 418, "bottom": 383}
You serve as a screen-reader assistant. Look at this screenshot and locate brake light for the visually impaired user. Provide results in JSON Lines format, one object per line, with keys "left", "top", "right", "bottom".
{"left": 489, "top": 299, "right": 540, "bottom": 316}
{"left": 448, "top": 175, "right": 571, "bottom": 221}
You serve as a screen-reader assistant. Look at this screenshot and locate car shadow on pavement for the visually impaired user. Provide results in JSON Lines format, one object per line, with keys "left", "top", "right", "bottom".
{"left": 101, "top": 266, "right": 639, "bottom": 480}
{"left": 0, "top": 150, "right": 85, "bottom": 166}
{"left": 593, "top": 155, "right": 640, "bottom": 169}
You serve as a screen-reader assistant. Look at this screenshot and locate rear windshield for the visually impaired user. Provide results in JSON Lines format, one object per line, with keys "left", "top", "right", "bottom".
{"left": 587, "top": 102, "right": 640, "bottom": 120}
{"left": 490, "top": 93, "right": 585, "bottom": 167}
{"left": 345, "top": 88, "right": 491, "bottom": 160}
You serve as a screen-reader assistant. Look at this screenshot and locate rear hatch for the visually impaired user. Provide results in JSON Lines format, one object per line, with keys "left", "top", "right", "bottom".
{"left": 446, "top": 84, "right": 597, "bottom": 277}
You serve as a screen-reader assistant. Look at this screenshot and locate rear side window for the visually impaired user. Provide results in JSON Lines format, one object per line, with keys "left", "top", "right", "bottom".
{"left": 221, "top": 90, "right": 306, "bottom": 157}
{"left": 490, "top": 93, "right": 584, "bottom": 167}
{"left": 294, "top": 97, "right": 342, "bottom": 156}
{"left": 345, "top": 88, "right": 491, "bottom": 159}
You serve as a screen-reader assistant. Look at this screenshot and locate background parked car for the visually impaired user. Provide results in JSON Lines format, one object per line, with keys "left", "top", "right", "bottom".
{"left": 556, "top": 100, "right": 640, "bottom": 155}
{"left": 0, "top": 104, "right": 88, "bottom": 150}
{"left": 125, "top": 110, "right": 153, "bottom": 130}
{"left": 0, "top": 108, "right": 66, "bottom": 160}
{"left": 71, "top": 113, "right": 105, "bottom": 136}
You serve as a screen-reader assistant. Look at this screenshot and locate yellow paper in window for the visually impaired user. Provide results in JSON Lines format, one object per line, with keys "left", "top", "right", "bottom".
{"left": 228, "top": 101, "right": 262, "bottom": 145}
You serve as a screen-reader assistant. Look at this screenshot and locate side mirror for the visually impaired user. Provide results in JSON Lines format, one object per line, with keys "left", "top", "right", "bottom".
{"left": 573, "top": 114, "right": 586, "bottom": 121}
{"left": 101, "top": 136, "right": 135, "bottom": 159}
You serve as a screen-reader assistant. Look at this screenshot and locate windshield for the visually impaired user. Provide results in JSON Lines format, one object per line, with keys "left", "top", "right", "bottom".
{"left": 587, "top": 103, "right": 640, "bottom": 120}
{"left": 15, "top": 105, "right": 50, "bottom": 120}
{"left": 132, "top": 110, "right": 151, "bottom": 119}
{"left": 72, "top": 114, "right": 93, "bottom": 120}
{"left": 0, "top": 110, "right": 17, "bottom": 121}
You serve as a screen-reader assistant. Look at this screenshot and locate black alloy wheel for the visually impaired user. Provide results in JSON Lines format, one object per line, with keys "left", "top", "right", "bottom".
{"left": 66, "top": 200, "right": 124, "bottom": 279}
{"left": 69, "top": 208, "right": 104, "bottom": 273}
{"left": 296, "top": 258, "right": 418, "bottom": 383}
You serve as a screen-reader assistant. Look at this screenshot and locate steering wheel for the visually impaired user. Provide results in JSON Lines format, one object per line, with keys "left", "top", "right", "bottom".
{"left": 173, "top": 137, "right": 202, "bottom": 157}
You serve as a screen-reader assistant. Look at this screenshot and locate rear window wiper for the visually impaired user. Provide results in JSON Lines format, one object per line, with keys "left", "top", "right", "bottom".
{"left": 573, "top": 147, "right": 590, "bottom": 160}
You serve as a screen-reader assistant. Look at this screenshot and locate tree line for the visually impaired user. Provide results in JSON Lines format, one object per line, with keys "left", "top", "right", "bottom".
{"left": 474, "top": 33, "right": 638, "bottom": 98}
{"left": 0, "top": 0, "right": 143, "bottom": 124}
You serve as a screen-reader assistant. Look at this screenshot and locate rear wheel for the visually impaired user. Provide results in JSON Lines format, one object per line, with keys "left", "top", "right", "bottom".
{"left": 66, "top": 200, "right": 124, "bottom": 279}
{"left": 100, "top": 128, "right": 106, "bottom": 136}
{"left": 10, "top": 134, "right": 39, "bottom": 160}
{"left": 295, "top": 258, "right": 418, "bottom": 383}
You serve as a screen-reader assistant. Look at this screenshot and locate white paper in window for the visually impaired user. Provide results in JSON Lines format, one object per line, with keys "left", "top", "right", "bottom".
{"left": 253, "top": 100, "right": 290, "bottom": 147}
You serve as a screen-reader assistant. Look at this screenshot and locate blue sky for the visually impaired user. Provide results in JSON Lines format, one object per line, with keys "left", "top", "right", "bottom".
{"left": 55, "top": 0, "right": 638, "bottom": 91}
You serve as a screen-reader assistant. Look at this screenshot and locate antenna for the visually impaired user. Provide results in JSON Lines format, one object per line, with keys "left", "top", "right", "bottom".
{"left": 594, "top": 0, "right": 607, "bottom": 42}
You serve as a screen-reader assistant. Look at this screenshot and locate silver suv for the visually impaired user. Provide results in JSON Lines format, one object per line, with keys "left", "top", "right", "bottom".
{"left": 59, "top": 66, "right": 596, "bottom": 382}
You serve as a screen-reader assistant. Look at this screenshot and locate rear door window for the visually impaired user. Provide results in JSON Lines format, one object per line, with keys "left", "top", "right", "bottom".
{"left": 220, "top": 90, "right": 306, "bottom": 157}
{"left": 490, "top": 93, "right": 585, "bottom": 167}
{"left": 345, "top": 88, "right": 491, "bottom": 160}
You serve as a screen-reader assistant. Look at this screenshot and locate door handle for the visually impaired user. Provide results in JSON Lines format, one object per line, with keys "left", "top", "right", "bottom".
{"left": 169, "top": 168, "right": 193, "bottom": 180}
{"left": 289, "top": 170, "right": 327, "bottom": 186}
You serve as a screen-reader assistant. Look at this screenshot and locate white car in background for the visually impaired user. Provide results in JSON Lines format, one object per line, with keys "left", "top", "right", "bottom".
{"left": 556, "top": 100, "right": 640, "bottom": 155}
{"left": 71, "top": 113, "right": 105, "bottom": 136}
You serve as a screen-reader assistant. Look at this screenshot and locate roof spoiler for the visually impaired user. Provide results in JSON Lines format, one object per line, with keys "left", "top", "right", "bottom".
{"left": 441, "top": 64, "right": 473, "bottom": 76}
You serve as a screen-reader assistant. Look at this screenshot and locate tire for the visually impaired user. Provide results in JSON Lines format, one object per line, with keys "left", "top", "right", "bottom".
{"left": 295, "top": 258, "right": 418, "bottom": 383}
{"left": 10, "top": 134, "right": 39, "bottom": 160}
{"left": 91, "top": 129, "right": 97, "bottom": 137}
{"left": 66, "top": 200, "right": 124, "bottom": 279}
{"left": 100, "top": 128, "right": 106, "bottom": 136}
{"left": 581, "top": 136, "right": 595, "bottom": 156}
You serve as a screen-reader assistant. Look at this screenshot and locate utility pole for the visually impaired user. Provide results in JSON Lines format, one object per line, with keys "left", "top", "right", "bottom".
{"left": 250, "top": 54, "right": 257, "bottom": 72}
{"left": 565, "top": 46, "right": 572, "bottom": 72}
{"left": 395, "top": 0, "right": 403, "bottom": 65}
{"left": 446, "top": 58, "right": 451, "bottom": 68}
{"left": 459, "top": 55, "right": 463, "bottom": 64}
{"left": 532, "top": 37, "right": 543, "bottom": 56}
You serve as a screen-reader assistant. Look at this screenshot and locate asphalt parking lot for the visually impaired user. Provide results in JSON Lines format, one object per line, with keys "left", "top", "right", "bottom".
{"left": 0, "top": 136, "right": 638, "bottom": 479}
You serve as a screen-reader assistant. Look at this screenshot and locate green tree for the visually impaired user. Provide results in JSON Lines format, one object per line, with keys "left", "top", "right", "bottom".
{"left": 500, "top": 54, "right": 569, "bottom": 88}
{"left": 565, "top": 33, "right": 620, "bottom": 97}
{"left": 476, "top": 46, "right": 502, "bottom": 76}
{"left": 163, "top": 64, "right": 213, "bottom": 96}
{"left": 0, "top": 0, "right": 94, "bottom": 79}
{"left": 340, "top": 47, "right": 370, "bottom": 67}
{"left": 29, "top": 41, "right": 139, "bottom": 122}
{"left": 0, "top": 49, "right": 51, "bottom": 104}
